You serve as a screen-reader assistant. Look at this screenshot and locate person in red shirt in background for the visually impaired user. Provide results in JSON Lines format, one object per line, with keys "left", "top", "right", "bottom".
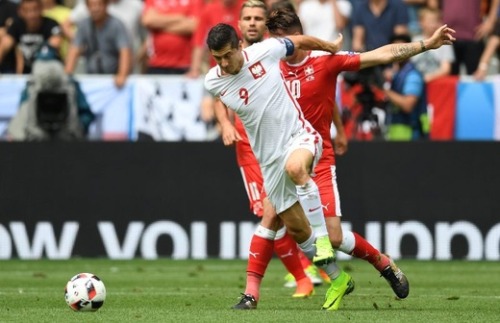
{"left": 141, "top": 0, "right": 203, "bottom": 74}
{"left": 187, "top": 0, "right": 244, "bottom": 78}
{"left": 185, "top": 0, "right": 244, "bottom": 137}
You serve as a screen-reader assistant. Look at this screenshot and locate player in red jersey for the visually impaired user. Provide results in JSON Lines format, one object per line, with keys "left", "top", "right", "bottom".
{"left": 223, "top": 8, "right": 455, "bottom": 310}
{"left": 267, "top": 9, "right": 411, "bottom": 299}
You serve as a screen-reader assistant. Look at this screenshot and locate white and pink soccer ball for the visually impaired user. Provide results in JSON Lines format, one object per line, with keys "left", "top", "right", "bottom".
{"left": 64, "top": 273, "right": 106, "bottom": 312}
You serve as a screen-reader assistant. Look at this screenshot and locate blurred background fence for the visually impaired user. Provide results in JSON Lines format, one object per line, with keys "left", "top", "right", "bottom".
{"left": 2, "top": 75, "right": 500, "bottom": 141}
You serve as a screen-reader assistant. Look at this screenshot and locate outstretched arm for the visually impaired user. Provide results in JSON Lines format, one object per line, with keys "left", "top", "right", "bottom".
{"left": 287, "top": 33, "right": 344, "bottom": 54}
{"left": 359, "top": 24, "right": 456, "bottom": 69}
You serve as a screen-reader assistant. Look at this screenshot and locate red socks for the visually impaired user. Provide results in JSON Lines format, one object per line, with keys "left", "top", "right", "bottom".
{"left": 245, "top": 234, "right": 274, "bottom": 300}
{"left": 350, "top": 232, "right": 390, "bottom": 271}
{"left": 274, "top": 232, "right": 307, "bottom": 281}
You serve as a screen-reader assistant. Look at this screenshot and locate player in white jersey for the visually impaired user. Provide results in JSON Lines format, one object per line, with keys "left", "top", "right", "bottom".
{"left": 204, "top": 23, "right": 353, "bottom": 310}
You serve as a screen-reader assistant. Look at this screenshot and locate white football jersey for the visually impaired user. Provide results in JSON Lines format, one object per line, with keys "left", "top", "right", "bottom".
{"left": 205, "top": 38, "right": 312, "bottom": 166}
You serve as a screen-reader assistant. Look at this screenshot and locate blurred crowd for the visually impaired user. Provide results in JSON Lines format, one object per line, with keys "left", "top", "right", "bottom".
{"left": 1, "top": 0, "right": 498, "bottom": 141}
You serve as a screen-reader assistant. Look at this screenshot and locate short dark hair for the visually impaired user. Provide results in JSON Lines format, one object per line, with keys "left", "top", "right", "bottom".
{"left": 207, "top": 23, "right": 240, "bottom": 51}
{"left": 270, "top": 0, "right": 296, "bottom": 14}
{"left": 266, "top": 8, "right": 303, "bottom": 35}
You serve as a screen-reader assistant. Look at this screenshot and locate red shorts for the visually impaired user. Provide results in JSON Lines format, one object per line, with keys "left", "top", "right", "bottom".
{"left": 239, "top": 163, "right": 266, "bottom": 217}
{"left": 313, "top": 163, "right": 342, "bottom": 218}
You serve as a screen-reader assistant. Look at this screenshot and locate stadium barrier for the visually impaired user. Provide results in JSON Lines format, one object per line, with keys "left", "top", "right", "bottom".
{"left": 1, "top": 75, "right": 500, "bottom": 140}
{"left": 0, "top": 141, "right": 499, "bottom": 260}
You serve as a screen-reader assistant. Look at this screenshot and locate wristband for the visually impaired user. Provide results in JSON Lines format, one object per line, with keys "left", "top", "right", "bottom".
{"left": 420, "top": 40, "right": 427, "bottom": 52}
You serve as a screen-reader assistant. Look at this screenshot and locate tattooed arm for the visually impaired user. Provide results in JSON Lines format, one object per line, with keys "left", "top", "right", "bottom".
{"left": 359, "top": 24, "right": 455, "bottom": 69}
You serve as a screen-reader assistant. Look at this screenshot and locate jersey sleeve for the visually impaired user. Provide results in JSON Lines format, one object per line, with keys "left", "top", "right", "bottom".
{"left": 72, "top": 20, "right": 88, "bottom": 47}
{"left": 266, "top": 37, "right": 294, "bottom": 60}
{"left": 326, "top": 51, "right": 361, "bottom": 74}
{"left": 45, "top": 18, "right": 62, "bottom": 37}
{"left": 113, "top": 19, "right": 132, "bottom": 49}
{"left": 204, "top": 70, "right": 219, "bottom": 97}
{"left": 402, "top": 70, "right": 424, "bottom": 97}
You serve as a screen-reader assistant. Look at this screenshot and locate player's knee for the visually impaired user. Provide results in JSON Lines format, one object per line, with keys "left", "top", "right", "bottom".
{"left": 285, "top": 162, "right": 308, "bottom": 184}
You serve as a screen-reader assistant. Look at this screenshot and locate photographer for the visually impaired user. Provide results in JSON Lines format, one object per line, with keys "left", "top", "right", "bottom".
{"left": 382, "top": 33, "right": 429, "bottom": 141}
{"left": 341, "top": 69, "right": 387, "bottom": 140}
{"left": 7, "top": 44, "right": 95, "bottom": 141}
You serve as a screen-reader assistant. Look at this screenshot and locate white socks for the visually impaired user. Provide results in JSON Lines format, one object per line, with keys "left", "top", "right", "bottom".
{"left": 298, "top": 230, "right": 316, "bottom": 260}
{"left": 338, "top": 229, "right": 356, "bottom": 254}
{"left": 254, "top": 225, "right": 276, "bottom": 240}
{"left": 296, "top": 178, "right": 329, "bottom": 237}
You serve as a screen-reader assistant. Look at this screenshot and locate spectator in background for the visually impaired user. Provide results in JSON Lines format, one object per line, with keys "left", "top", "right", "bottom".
{"left": 383, "top": 33, "right": 429, "bottom": 141}
{"left": 428, "top": 0, "right": 499, "bottom": 75}
{"left": 64, "top": 0, "right": 132, "bottom": 88}
{"left": 403, "top": 0, "right": 429, "bottom": 36}
{"left": 474, "top": 18, "right": 500, "bottom": 81}
{"left": 269, "top": 0, "right": 296, "bottom": 12}
{"left": 411, "top": 6, "right": 454, "bottom": 82}
{"left": 0, "top": 0, "right": 62, "bottom": 74}
{"left": 0, "top": 0, "right": 19, "bottom": 73}
{"left": 186, "top": 0, "right": 243, "bottom": 79}
{"left": 141, "top": 0, "right": 203, "bottom": 75}
{"left": 185, "top": 0, "right": 243, "bottom": 140}
{"left": 62, "top": 0, "right": 144, "bottom": 70}
{"left": 351, "top": 0, "right": 409, "bottom": 87}
{"left": 298, "top": 0, "right": 352, "bottom": 50}
{"left": 263, "top": 0, "right": 283, "bottom": 10}
{"left": 351, "top": 0, "right": 409, "bottom": 52}
{"left": 41, "top": 0, "right": 71, "bottom": 59}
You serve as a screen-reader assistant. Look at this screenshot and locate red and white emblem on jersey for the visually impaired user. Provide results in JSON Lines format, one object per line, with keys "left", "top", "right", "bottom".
{"left": 249, "top": 62, "right": 266, "bottom": 79}
{"left": 305, "top": 65, "right": 315, "bottom": 81}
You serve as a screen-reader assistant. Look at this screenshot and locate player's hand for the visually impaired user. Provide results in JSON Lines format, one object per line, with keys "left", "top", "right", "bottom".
{"left": 185, "top": 68, "right": 200, "bottom": 79}
{"left": 114, "top": 75, "right": 127, "bottom": 89}
{"left": 334, "top": 130, "right": 348, "bottom": 156}
{"left": 220, "top": 123, "right": 242, "bottom": 146}
{"left": 473, "top": 66, "right": 488, "bottom": 81}
{"left": 328, "top": 33, "right": 344, "bottom": 53}
{"left": 427, "top": 24, "right": 456, "bottom": 50}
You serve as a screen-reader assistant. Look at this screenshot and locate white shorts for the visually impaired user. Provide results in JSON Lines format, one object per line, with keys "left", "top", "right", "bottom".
{"left": 261, "top": 129, "right": 323, "bottom": 214}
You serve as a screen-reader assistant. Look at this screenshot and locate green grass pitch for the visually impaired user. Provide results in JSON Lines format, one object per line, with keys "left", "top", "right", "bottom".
{"left": 0, "top": 259, "right": 498, "bottom": 322}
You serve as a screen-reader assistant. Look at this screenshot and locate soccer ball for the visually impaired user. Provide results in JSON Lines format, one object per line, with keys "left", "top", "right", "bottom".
{"left": 64, "top": 273, "right": 106, "bottom": 311}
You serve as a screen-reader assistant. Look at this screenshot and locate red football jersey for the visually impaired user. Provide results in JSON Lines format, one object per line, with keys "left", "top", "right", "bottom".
{"left": 235, "top": 51, "right": 360, "bottom": 167}
{"left": 193, "top": 0, "right": 243, "bottom": 47}
{"left": 280, "top": 51, "right": 360, "bottom": 165}
{"left": 144, "top": 0, "right": 204, "bottom": 68}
